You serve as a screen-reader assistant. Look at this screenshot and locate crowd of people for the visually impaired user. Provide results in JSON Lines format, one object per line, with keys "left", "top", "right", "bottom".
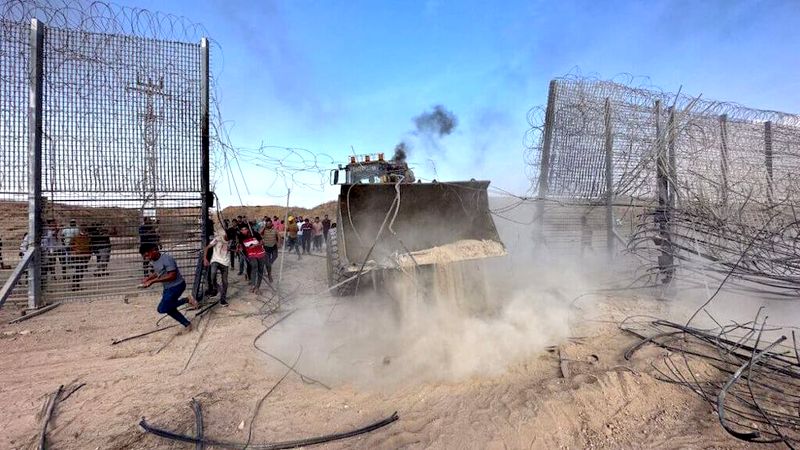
{"left": 5, "top": 211, "right": 336, "bottom": 332}
{"left": 142, "top": 212, "right": 336, "bottom": 332}
{"left": 202, "top": 214, "right": 334, "bottom": 299}
{"left": 17, "top": 218, "right": 113, "bottom": 291}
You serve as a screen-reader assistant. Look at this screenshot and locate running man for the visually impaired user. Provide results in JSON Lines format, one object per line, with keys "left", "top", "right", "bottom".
{"left": 261, "top": 219, "right": 279, "bottom": 283}
{"left": 239, "top": 224, "right": 266, "bottom": 294}
{"left": 140, "top": 242, "right": 198, "bottom": 331}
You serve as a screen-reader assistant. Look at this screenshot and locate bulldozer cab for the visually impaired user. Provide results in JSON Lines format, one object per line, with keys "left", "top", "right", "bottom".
{"left": 331, "top": 154, "right": 415, "bottom": 186}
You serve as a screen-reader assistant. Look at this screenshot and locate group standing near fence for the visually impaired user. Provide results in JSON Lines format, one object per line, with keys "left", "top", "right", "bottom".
{"left": 13, "top": 218, "right": 115, "bottom": 292}
{"left": 135, "top": 212, "right": 335, "bottom": 329}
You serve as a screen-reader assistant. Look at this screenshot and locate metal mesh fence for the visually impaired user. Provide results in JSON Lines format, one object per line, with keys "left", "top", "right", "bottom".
{"left": 0, "top": 20, "right": 31, "bottom": 302}
{"left": 0, "top": 11, "right": 207, "bottom": 306}
{"left": 526, "top": 76, "right": 800, "bottom": 295}
{"left": 42, "top": 27, "right": 201, "bottom": 194}
{"left": 0, "top": 20, "right": 28, "bottom": 195}
{"left": 528, "top": 77, "right": 800, "bottom": 203}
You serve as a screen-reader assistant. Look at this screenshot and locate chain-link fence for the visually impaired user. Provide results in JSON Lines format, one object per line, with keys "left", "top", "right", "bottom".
{"left": 1, "top": 3, "right": 210, "bottom": 308}
{"left": 526, "top": 76, "right": 800, "bottom": 295}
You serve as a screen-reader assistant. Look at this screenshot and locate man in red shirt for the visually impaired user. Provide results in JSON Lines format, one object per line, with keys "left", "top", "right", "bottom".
{"left": 239, "top": 224, "right": 267, "bottom": 294}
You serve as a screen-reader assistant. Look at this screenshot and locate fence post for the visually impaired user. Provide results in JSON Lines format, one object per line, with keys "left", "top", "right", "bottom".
{"left": 194, "top": 37, "right": 211, "bottom": 301}
{"left": 200, "top": 38, "right": 210, "bottom": 244}
{"left": 27, "top": 19, "right": 45, "bottom": 310}
{"left": 654, "top": 100, "right": 673, "bottom": 284}
{"left": 719, "top": 114, "right": 730, "bottom": 206}
{"left": 764, "top": 121, "right": 774, "bottom": 204}
{"left": 535, "top": 80, "right": 557, "bottom": 246}
{"left": 603, "top": 97, "right": 615, "bottom": 258}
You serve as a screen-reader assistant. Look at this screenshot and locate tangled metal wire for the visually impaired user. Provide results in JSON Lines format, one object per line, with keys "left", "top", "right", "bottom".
{"left": 525, "top": 74, "right": 800, "bottom": 295}
{"left": 622, "top": 310, "right": 800, "bottom": 448}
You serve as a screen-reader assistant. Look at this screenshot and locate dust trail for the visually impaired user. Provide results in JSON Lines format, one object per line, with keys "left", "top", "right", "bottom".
{"left": 259, "top": 254, "right": 590, "bottom": 388}
{"left": 257, "top": 197, "right": 615, "bottom": 388}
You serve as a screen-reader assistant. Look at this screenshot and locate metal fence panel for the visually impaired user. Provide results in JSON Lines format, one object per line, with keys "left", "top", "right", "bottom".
{"left": 1, "top": 18, "right": 207, "bottom": 306}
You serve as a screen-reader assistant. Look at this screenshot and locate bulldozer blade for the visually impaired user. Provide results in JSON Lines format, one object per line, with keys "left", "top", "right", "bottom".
{"left": 336, "top": 180, "right": 505, "bottom": 268}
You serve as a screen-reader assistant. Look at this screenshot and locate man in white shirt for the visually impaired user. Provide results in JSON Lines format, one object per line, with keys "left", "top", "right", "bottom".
{"left": 42, "top": 219, "right": 66, "bottom": 280}
{"left": 203, "top": 228, "right": 233, "bottom": 306}
{"left": 296, "top": 215, "right": 305, "bottom": 251}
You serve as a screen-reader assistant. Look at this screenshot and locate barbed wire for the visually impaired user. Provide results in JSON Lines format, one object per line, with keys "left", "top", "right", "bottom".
{"left": 622, "top": 312, "right": 800, "bottom": 447}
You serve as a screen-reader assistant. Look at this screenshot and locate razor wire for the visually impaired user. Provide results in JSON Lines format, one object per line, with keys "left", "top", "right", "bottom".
{"left": 525, "top": 75, "right": 800, "bottom": 296}
{"left": 1, "top": 0, "right": 208, "bottom": 41}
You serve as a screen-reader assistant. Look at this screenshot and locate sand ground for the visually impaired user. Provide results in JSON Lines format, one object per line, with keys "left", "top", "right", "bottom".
{"left": 0, "top": 251, "right": 767, "bottom": 449}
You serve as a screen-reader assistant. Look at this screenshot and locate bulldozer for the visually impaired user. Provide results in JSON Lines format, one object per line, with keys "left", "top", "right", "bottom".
{"left": 326, "top": 153, "right": 506, "bottom": 295}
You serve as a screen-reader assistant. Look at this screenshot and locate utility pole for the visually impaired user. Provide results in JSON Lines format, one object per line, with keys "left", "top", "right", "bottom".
{"left": 127, "top": 74, "right": 170, "bottom": 216}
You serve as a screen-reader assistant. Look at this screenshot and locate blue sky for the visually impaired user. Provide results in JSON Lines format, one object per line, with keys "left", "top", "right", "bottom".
{"left": 122, "top": 0, "right": 799, "bottom": 208}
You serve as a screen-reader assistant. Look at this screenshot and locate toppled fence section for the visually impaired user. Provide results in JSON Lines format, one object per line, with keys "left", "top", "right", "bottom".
{"left": 526, "top": 76, "right": 800, "bottom": 296}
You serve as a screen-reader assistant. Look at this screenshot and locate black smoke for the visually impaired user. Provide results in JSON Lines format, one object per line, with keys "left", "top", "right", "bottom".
{"left": 392, "top": 105, "right": 457, "bottom": 162}
{"left": 393, "top": 142, "right": 409, "bottom": 162}
{"left": 414, "top": 105, "right": 458, "bottom": 137}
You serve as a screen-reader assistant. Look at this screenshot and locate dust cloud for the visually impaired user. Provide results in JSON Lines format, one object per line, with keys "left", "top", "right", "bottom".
{"left": 260, "top": 196, "right": 611, "bottom": 388}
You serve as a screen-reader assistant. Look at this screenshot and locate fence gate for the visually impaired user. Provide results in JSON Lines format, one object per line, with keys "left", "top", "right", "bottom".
{"left": 0, "top": 15, "right": 210, "bottom": 309}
